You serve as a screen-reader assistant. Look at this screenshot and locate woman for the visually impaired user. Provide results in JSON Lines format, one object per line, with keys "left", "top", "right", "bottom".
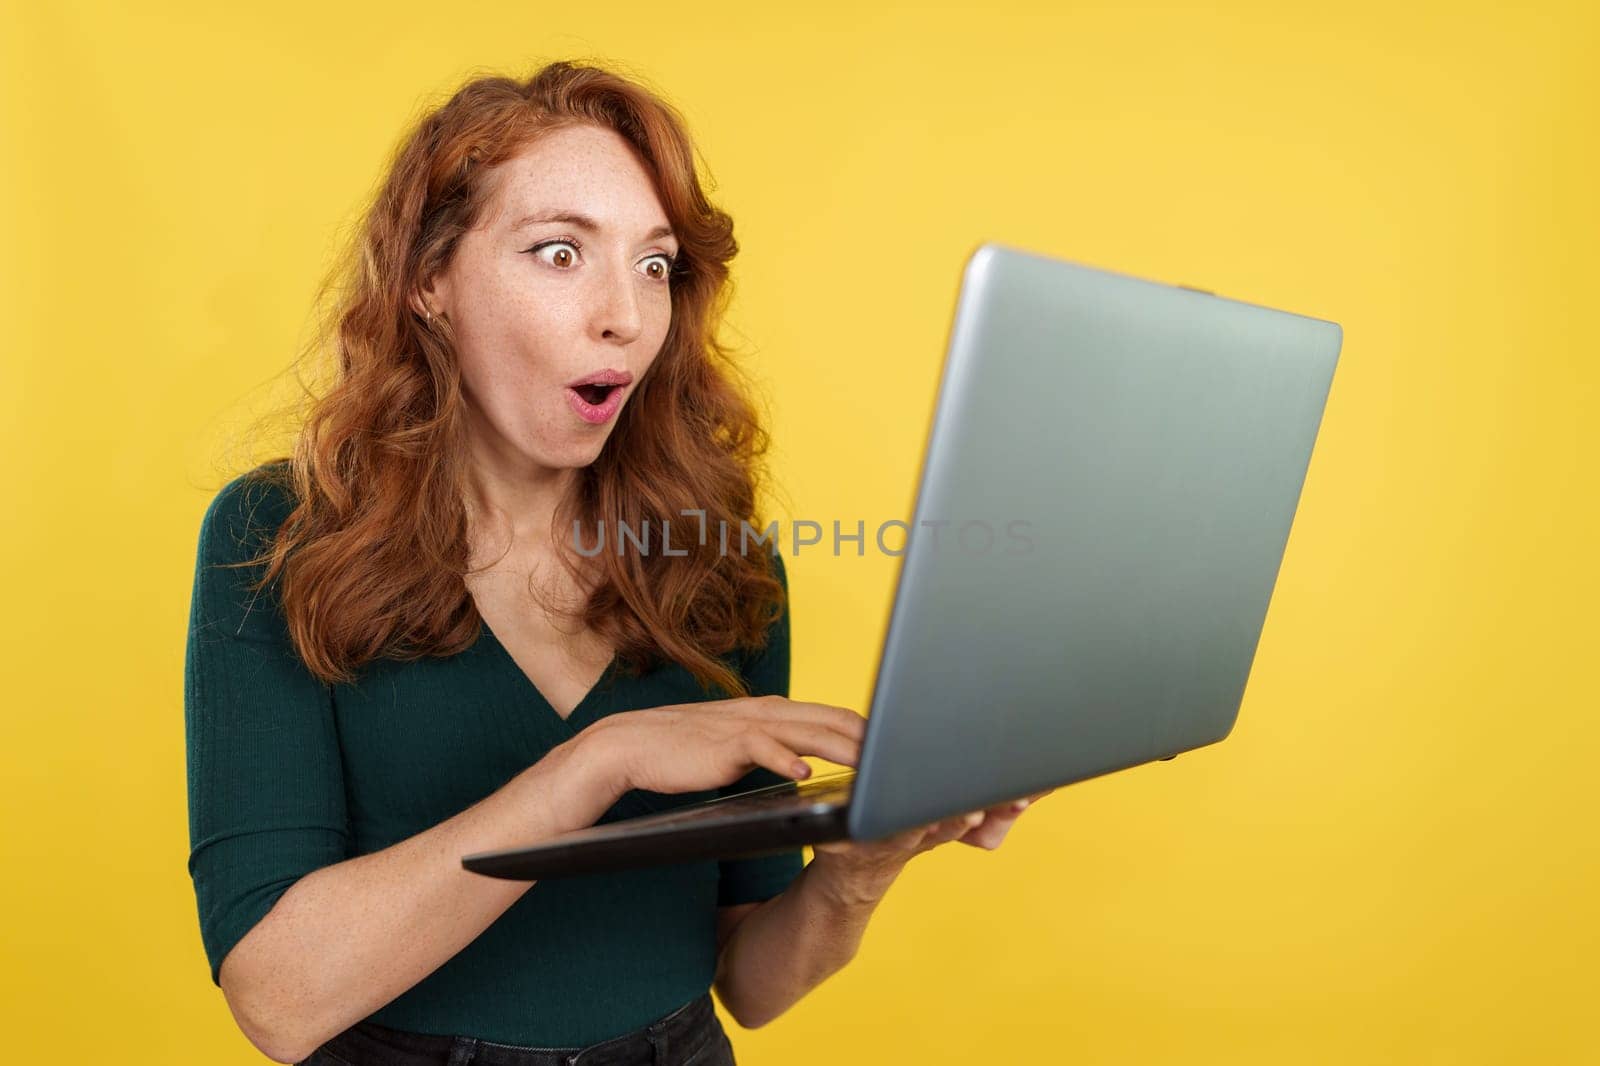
{"left": 185, "top": 60, "right": 1043, "bottom": 1066}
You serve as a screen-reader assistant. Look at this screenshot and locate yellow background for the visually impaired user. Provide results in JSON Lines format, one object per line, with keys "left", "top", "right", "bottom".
{"left": 4, "top": 0, "right": 1595, "bottom": 1062}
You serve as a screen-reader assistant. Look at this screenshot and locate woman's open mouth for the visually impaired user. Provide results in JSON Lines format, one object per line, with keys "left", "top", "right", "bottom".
{"left": 572, "top": 383, "right": 616, "bottom": 406}
{"left": 565, "top": 368, "right": 633, "bottom": 425}
{"left": 566, "top": 382, "right": 626, "bottom": 424}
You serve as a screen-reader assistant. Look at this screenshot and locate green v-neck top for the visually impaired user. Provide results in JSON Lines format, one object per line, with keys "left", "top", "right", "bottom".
{"left": 184, "top": 464, "right": 804, "bottom": 1046}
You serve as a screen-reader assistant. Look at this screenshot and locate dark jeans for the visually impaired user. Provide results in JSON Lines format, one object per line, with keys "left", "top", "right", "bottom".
{"left": 298, "top": 992, "right": 736, "bottom": 1066}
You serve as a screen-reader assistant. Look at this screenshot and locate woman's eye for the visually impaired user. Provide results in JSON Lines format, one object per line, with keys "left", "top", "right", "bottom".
{"left": 530, "top": 240, "right": 580, "bottom": 269}
{"left": 641, "top": 254, "right": 676, "bottom": 282}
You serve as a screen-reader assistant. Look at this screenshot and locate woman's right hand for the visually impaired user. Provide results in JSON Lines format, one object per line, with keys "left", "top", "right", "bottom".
{"left": 587, "top": 696, "right": 866, "bottom": 795}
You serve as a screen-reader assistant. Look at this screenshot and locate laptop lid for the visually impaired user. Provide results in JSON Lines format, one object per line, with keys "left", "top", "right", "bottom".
{"left": 846, "top": 242, "right": 1342, "bottom": 841}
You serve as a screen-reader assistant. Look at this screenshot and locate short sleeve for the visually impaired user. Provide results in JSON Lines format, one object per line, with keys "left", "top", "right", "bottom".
{"left": 716, "top": 550, "right": 806, "bottom": 906}
{"left": 184, "top": 467, "right": 351, "bottom": 986}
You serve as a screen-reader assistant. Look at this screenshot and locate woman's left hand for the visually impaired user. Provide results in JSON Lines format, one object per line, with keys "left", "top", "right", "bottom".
{"left": 808, "top": 788, "right": 1054, "bottom": 900}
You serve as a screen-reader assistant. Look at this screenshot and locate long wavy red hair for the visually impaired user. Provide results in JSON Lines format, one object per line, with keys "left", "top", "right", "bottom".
{"left": 225, "top": 60, "right": 785, "bottom": 697}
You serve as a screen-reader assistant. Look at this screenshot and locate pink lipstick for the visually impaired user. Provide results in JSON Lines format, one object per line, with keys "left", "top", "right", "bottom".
{"left": 565, "top": 368, "right": 633, "bottom": 425}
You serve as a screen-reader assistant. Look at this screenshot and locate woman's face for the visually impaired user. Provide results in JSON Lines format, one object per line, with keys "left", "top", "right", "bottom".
{"left": 425, "top": 124, "right": 679, "bottom": 474}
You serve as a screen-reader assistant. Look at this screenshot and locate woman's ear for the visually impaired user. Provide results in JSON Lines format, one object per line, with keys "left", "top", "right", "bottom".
{"left": 410, "top": 273, "right": 449, "bottom": 322}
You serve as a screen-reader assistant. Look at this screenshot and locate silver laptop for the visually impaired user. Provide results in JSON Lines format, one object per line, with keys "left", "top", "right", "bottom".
{"left": 461, "top": 241, "right": 1343, "bottom": 880}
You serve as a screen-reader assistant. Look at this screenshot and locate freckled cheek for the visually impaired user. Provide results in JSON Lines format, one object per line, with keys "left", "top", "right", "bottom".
{"left": 461, "top": 289, "right": 573, "bottom": 367}
{"left": 644, "top": 302, "right": 674, "bottom": 345}
{"left": 455, "top": 349, "right": 511, "bottom": 404}
{"left": 477, "top": 270, "right": 554, "bottom": 322}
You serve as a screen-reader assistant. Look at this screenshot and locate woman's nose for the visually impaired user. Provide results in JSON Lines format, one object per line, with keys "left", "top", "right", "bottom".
{"left": 593, "top": 264, "right": 645, "bottom": 343}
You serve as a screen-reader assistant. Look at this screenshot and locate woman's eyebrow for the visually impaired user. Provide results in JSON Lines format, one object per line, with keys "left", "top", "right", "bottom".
{"left": 512, "top": 209, "right": 675, "bottom": 244}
